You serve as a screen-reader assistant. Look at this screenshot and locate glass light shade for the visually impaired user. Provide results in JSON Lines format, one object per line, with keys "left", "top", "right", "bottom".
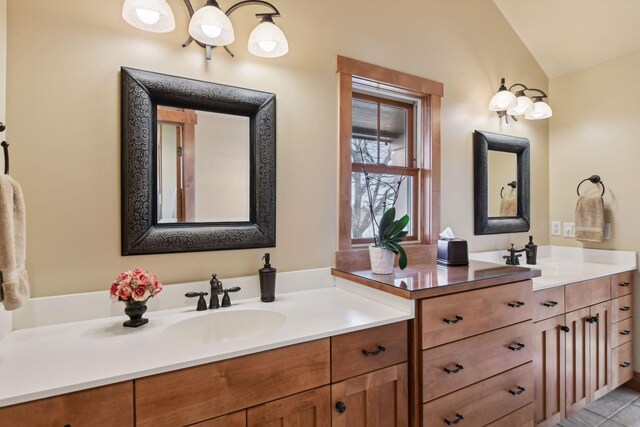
{"left": 524, "top": 100, "right": 553, "bottom": 120}
{"left": 122, "top": 0, "right": 175, "bottom": 33}
{"left": 188, "top": 4, "right": 235, "bottom": 46}
{"left": 488, "top": 89, "right": 517, "bottom": 111}
{"left": 507, "top": 95, "right": 534, "bottom": 116}
{"left": 248, "top": 21, "right": 289, "bottom": 58}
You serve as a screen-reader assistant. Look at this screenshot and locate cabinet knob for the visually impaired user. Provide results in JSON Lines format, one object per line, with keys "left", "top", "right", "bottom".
{"left": 620, "top": 362, "right": 631, "bottom": 368}
{"left": 586, "top": 316, "right": 598, "bottom": 324}
{"left": 620, "top": 282, "right": 631, "bottom": 287}
{"left": 509, "top": 386, "right": 526, "bottom": 395}
{"left": 543, "top": 301, "right": 558, "bottom": 307}
{"left": 444, "top": 413, "right": 464, "bottom": 425}
{"left": 508, "top": 301, "right": 525, "bottom": 308}
{"left": 362, "top": 345, "right": 386, "bottom": 356}
{"left": 621, "top": 330, "right": 631, "bottom": 336}
{"left": 443, "top": 315, "right": 463, "bottom": 324}
{"left": 508, "top": 342, "right": 526, "bottom": 351}
{"left": 560, "top": 326, "right": 570, "bottom": 333}
{"left": 443, "top": 364, "right": 464, "bottom": 374}
{"left": 620, "top": 306, "right": 631, "bottom": 312}
{"left": 335, "top": 401, "right": 347, "bottom": 413}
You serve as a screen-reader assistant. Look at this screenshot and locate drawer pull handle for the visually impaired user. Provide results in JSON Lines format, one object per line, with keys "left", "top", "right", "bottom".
{"left": 508, "top": 342, "right": 526, "bottom": 351}
{"left": 443, "top": 315, "right": 464, "bottom": 324}
{"left": 543, "top": 301, "right": 558, "bottom": 307}
{"left": 561, "top": 325, "right": 570, "bottom": 333}
{"left": 444, "top": 413, "right": 464, "bottom": 425}
{"left": 362, "top": 345, "right": 386, "bottom": 356}
{"left": 620, "top": 362, "right": 631, "bottom": 368}
{"left": 620, "top": 282, "right": 631, "bottom": 287}
{"left": 620, "top": 306, "right": 631, "bottom": 312}
{"left": 509, "top": 386, "right": 526, "bottom": 395}
{"left": 336, "top": 401, "right": 347, "bottom": 413}
{"left": 621, "top": 330, "right": 631, "bottom": 336}
{"left": 508, "top": 301, "right": 525, "bottom": 308}
{"left": 444, "top": 364, "right": 464, "bottom": 374}
{"left": 586, "top": 316, "right": 599, "bottom": 324}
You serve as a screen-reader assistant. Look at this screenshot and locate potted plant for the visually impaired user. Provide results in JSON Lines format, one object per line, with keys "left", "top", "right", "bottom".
{"left": 110, "top": 269, "right": 163, "bottom": 327}
{"left": 359, "top": 151, "right": 410, "bottom": 274}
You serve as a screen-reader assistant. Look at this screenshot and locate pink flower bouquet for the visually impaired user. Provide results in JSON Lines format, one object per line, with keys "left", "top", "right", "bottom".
{"left": 110, "top": 269, "right": 163, "bottom": 303}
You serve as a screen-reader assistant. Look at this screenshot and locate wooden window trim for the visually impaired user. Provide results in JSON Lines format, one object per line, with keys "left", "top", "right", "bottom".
{"left": 335, "top": 55, "right": 443, "bottom": 269}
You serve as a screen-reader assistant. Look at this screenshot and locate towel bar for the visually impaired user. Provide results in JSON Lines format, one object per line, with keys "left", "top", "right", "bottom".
{"left": 500, "top": 181, "right": 517, "bottom": 199}
{"left": 577, "top": 175, "right": 605, "bottom": 197}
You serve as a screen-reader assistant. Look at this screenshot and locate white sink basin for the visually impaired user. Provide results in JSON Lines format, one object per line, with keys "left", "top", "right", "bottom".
{"left": 163, "top": 309, "right": 286, "bottom": 344}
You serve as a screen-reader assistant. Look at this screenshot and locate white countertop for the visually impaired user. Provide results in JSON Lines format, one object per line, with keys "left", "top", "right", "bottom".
{"left": 0, "top": 278, "right": 412, "bottom": 408}
{"left": 470, "top": 246, "right": 637, "bottom": 291}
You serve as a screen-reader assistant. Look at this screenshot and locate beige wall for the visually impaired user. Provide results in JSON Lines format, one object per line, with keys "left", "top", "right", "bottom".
{"left": 7, "top": 0, "right": 549, "bottom": 297}
{"left": 549, "top": 50, "right": 640, "bottom": 366}
{"left": 0, "top": 0, "right": 11, "bottom": 337}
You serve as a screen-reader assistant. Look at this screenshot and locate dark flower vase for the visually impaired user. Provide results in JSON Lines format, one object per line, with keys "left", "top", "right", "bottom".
{"left": 123, "top": 299, "right": 149, "bottom": 328}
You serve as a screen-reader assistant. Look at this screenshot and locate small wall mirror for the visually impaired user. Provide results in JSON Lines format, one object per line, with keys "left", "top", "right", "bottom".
{"left": 474, "top": 130, "right": 530, "bottom": 235}
{"left": 121, "top": 67, "right": 276, "bottom": 255}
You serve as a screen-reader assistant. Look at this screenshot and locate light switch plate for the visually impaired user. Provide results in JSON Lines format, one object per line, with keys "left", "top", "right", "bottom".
{"left": 604, "top": 223, "right": 611, "bottom": 240}
{"left": 563, "top": 222, "right": 576, "bottom": 238}
{"left": 551, "top": 221, "right": 561, "bottom": 236}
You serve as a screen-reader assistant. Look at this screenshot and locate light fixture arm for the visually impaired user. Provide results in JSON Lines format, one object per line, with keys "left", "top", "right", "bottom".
{"left": 181, "top": 0, "right": 282, "bottom": 60}
{"left": 508, "top": 83, "right": 528, "bottom": 93}
{"left": 525, "top": 88, "right": 548, "bottom": 99}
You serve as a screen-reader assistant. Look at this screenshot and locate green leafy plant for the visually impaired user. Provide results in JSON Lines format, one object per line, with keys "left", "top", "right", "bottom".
{"left": 360, "top": 149, "right": 410, "bottom": 270}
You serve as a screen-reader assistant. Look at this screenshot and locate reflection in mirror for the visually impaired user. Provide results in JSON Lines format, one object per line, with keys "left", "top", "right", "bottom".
{"left": 156, "top": 107, "right": 250, "bottom": 224}
{"left": 487, "top": 150, "right": 518, "bottom": 217}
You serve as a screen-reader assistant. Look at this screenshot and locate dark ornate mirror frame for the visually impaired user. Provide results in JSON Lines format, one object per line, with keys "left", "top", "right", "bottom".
{"left": 473, "top": 130, "right": 530, "bottom": 235}
{"left": 121, "top": 67, "right": 276, "bottom": 255}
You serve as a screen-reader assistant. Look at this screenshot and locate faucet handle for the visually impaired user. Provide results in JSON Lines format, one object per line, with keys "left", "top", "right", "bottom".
{"left": 221, "top": 287, "right": 241, "bottom": 308}
{"left": 185, "top": 292, "right": 209, "bottom": 311}
{"left": 226, "top": 287, "right": 241, "bottom": 293}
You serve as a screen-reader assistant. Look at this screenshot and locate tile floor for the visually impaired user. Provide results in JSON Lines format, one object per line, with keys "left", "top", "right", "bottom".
{"left": 557, "top": 388, "right": 640, "bottom": 426}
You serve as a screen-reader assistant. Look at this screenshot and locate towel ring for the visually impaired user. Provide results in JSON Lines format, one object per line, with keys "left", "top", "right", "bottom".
{"left": 576, "top": 175, "right": 605, "bottom": 197}
{"left": 0, "top": 122, "right": 7, "bottom": 175}
{"left": 500, "top": 181, "right": 517, "bottom": 199}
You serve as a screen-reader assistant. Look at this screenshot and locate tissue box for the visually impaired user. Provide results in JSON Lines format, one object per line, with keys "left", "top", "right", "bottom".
{"left": 437, "top": 238, "right": 469, "bottom": 266}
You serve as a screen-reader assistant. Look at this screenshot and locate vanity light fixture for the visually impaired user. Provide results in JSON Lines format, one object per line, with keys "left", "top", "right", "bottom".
{"left": 122, "top": 0, "right": 289, "bottom": 61}
{"left": 488, "top": 78, "right": 552, "bottom": 122}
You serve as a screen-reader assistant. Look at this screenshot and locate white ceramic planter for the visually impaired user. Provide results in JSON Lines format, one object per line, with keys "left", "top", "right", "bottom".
{"left": 369, "top": 246, "right": 395, "bottom": 274}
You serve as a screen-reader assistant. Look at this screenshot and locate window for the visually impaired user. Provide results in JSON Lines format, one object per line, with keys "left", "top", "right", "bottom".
{"left": 336, "top": 56, "right": 443, "bottom": 262}
{"left": 351, "top": 93, "right": 418, "bottom": 243}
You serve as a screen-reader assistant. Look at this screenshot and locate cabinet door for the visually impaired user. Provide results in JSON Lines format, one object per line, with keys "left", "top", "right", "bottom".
{"left": 589, "top": 301, "right": 611, "bottom": 401}
{"left": 247, "top": 386, "right": 330, "bottom": 427}
{"left": 534, "top": 315, "right": 565, "bottom": 427}
{"left": 565, "top": 307, "right": 590, "bottom": 417}
{"left": 332, "top": 363, "right": 408, "bottom": 427}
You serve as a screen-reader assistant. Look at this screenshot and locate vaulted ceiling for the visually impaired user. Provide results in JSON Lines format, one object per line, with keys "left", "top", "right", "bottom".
{"left": 493, "top": 0, "right": 640, "bottom": 78}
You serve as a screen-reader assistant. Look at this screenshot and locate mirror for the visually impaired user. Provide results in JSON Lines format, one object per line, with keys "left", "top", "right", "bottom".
{"left": 121, "top": 67, "right": 276, "bottom": 255}
{"left": 156, "top": 107, "right": 250, "bottom": 224}
{"left": 473, "top": 130, "right": 530, "bottom": 235}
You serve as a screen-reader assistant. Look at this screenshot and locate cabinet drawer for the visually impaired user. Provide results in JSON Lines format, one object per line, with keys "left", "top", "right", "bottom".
{"left": 421, "top": 280, "right": 532, "bottom": 349}
{"left": 331, "top": 321, "right": 407, "bottom": 382}
{"left": 135, "top": 339, "right": 330, "bottom": 427}
{"left": 0, "top": 382, "right": 133, "bottom": 427}
{"left": 611, "top": 294, "right": 633, "bottom": 324}
{"left": 533, "top": 286, "right": 565, "bottom": 322}
{"left": 565, "top": 277, "right": 610, "bottom": 312}
{"left": 612, "top": 341, "right": 633, "bottom": 388}
{"left": 422, "top": 321, "right": 533, "bottom": 402}
{"left": 422, "top": 363, "right": 533, "bottom": 427}
{"left": 611, "top": 271, "right": 633, "bottom": 299}
{"left": 192, "top": 411, "right": 246, "bottom": 427}
{"left": 485, "top": 403, "right": 534, "bottom": 427}
{"left": 612, "top": 317, "right": 633, "bottom": 349}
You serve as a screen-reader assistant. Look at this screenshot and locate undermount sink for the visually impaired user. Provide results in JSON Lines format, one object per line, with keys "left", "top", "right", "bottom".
{"left": 163, "top": 309, "right": 287, "bottom": 344}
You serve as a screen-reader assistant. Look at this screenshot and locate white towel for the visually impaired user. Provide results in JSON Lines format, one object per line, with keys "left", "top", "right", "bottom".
{"left": 0, "top": 174, "right": 29, "bottom": 310}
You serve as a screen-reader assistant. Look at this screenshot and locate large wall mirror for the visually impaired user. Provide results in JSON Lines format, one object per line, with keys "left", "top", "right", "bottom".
{"left": 473, "top": 130, "right": 530, "bottom": 235}
{"left": 121, "top": 67, "right": 276, "bottom": 255}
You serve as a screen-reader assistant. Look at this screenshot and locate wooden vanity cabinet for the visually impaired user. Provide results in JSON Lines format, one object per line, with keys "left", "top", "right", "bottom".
{"left": 0, "top": 381, "right": 134, "bottom": 427}
{"left": 533, "top": 315, "right": 565, "bottom": 427}
{"left": 247, "top": 386, "right": 331, "bottom": 427}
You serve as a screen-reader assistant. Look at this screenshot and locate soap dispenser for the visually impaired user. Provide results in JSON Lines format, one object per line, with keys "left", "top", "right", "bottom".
{"left": 525, "top": 235, "right": 538, "bottom": 265}
{"left": 259, "top": 253, "right": 276, "bottom": 302}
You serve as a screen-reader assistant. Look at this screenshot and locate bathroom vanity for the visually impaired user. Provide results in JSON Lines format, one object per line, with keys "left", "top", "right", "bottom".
{"left": 0, "top": 247, "right": 636, "bottom": 427}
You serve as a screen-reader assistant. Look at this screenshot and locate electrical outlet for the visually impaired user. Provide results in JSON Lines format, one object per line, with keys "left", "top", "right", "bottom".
{"left": 551, "top": 221, "right": 561, "bottom": 236}
{"left": 604, "top": 223, "right": 611, "bottom": 240}
{"left": 563, "top": 222, "right": 576, "bottom": 238}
